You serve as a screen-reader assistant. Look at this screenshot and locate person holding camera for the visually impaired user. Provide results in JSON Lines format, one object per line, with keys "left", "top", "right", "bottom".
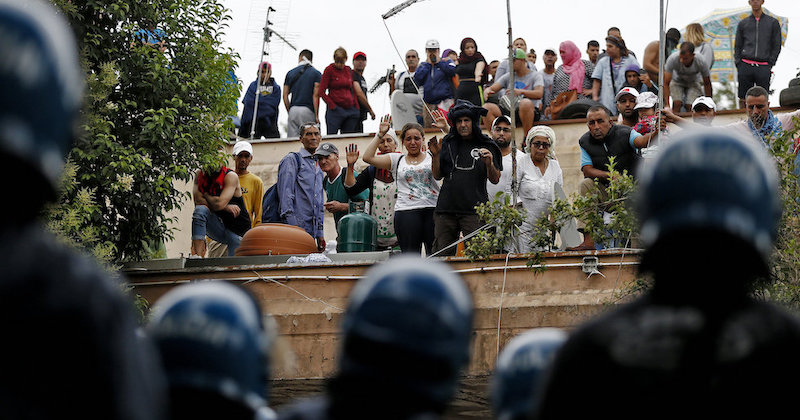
{"left": 413, "top": 39, "right": 457, "bottom": 129}
{"left": 429, "top": 100, "right": 502, "bottom": 256}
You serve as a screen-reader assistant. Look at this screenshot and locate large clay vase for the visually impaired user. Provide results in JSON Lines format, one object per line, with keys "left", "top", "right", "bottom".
{"left": 234, "top": 223, "right": 318, "bottom": 256}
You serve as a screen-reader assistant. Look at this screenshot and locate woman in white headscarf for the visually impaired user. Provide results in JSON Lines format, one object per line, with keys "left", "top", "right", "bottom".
{"left": 513, "top": 125, "right": 563, "bottom": 253}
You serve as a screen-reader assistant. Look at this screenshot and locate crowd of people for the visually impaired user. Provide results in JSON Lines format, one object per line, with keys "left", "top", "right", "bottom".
{"left": 240, "top": 0, "right": 785, "bottom": 142}
{"left": 197, "top": 4, "right": 797, "bottom": 256}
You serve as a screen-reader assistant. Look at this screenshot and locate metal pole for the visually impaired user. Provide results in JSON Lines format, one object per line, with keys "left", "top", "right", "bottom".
{"left": 658, "top": 0, "right": 665, "bottom": 111}
{"left": 505, "top": 0, "right": 520, "bottom": 252}
{"left": 728, "top": 27, "right": 737, "bottom": 107}
{"left": 506, "top": 0, "right": 517, "bottom": 203}
{"left": 653, "top": 0, "right": 665, "bottom": 149}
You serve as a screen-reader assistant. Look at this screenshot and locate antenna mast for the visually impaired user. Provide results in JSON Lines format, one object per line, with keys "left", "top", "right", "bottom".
{"left": 248, "top": 5, "right": 297, "bottom": 140}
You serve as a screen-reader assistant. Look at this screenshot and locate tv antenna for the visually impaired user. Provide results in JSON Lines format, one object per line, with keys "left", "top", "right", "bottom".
{"left": 248, "top": 5, "right": 297, "bottom": 140}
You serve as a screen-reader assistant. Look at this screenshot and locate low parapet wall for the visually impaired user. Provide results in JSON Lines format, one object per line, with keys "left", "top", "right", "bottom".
{"left": 125, "top": 249, "right": 642, "bottom": 379}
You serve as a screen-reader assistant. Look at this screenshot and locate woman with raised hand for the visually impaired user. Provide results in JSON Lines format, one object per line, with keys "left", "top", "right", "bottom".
{"left": 514, "top": 125, "right": 563, "bottom": 253}
{"left": 363, "top": 115, "right": 440, "bottom": 254}
{"left": 343, "top": 127, "right": 401, "bottom": 250}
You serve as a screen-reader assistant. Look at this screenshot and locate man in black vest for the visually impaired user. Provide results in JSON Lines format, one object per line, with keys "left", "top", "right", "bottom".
{"left": 568, "top": 105, "right": 656, "bottom": 250}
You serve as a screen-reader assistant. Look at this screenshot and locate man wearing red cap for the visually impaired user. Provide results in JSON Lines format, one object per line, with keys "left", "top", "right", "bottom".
{"left": 352, "top": 51, "right": 376, "bottom": 133}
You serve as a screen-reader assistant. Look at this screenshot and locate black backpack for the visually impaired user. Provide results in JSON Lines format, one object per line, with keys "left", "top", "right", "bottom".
{"left": 262, "top": 152, "right": 302, "bottom": 223}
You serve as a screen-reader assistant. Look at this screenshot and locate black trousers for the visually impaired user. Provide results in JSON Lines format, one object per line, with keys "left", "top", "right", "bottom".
{"left": 238, "top": 118, "right": 280, "bottom": 139}
{"left": 737, "top": 62, "right": 771, "bottom": 99}
{"left": 394, "top": 208, "right": 435, "bottom": 255}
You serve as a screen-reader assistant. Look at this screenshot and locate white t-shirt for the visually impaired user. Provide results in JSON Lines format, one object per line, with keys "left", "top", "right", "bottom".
{"left": 389, "top": 153, "right": 441, "bottom": 211}
{"left": 486, "top": 150, "right": 523, "bottom": 204}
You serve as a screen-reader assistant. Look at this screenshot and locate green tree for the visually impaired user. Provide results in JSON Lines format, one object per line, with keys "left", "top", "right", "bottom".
{"left": 713, "top": 79, "right": 737, "bottom": 110}
{"left": 464, "top": 192, "right": 526, "bottom": 261}
{"left": 760, "top": 121, "right": 800, "bottom": 310}
{"left": 49, "top": 0, "right": 238, "bottom": 262}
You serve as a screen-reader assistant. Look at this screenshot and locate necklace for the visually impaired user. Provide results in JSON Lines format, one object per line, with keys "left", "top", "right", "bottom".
{"left": 405, "top": 153, "right": 425, "bottom": 165}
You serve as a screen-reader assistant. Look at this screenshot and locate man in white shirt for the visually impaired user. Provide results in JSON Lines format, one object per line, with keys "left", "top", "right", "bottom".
{"left": 486, "top": 116, "right": 522, "bottom": 204}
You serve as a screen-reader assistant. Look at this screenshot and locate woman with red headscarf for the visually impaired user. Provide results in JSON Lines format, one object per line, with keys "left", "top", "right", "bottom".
{"left": 454, "top": 37, "right": 487, "bottom": 106}
{"left": 545, "top": 41, "right": 596, "bottom": 119}
{"left": 552, "top": 41, "right": 595, "bottom": 100}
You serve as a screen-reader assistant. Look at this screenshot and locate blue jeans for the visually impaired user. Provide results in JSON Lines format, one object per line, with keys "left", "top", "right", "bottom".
{"left": 192, "top": 205, "right": 241, "bottom": 256}
{"left": 325, "top": 106, "right": 360, "bottom": 134}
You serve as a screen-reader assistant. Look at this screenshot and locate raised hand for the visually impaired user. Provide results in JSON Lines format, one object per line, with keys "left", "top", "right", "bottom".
{"left": 378, "top": 114, "right": 392, "bottom": 137}
{"left": 346, "top": 143, "right": 360, "bottom": 166}
{"left": 428, "top": 136, "right": 441, "bottom": 156}
{"left": 431, "top": 109, "right": 449, "bottom": 131}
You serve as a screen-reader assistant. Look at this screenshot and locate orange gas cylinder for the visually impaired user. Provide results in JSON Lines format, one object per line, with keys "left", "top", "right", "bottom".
{"left": 234, "top": 223, "right": 318, "bottom": 256}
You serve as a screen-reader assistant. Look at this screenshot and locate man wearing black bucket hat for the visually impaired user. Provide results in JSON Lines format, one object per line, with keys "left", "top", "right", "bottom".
{"left": 428, "top": 100, "right": 502, "bottom": 256}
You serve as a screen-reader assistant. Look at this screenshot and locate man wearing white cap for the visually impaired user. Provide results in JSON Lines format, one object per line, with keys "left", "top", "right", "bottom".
{"left": 207, "top": 140, "right": 265, "bottom": 257}
{"left": 615, "top": 86, "right": 640, "bottom": 128}
{"left": 691, "top": 96, "right": 716, "bottom": 126}
{"left": 661, "top": 96, "right": 716, "bottom": 127}
{"left": 414, "top": 39, "right": 456, "bottom": 129}
{"left": 232, "top": 141, "right": 264, "bottom": 228}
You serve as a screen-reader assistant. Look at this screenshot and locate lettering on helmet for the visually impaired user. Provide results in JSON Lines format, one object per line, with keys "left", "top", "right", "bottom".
{"left": 156, "top": 313, "right": 246, "bottom": 348}
{"left": 0, "top": 28, "right": 45, "bottom": 89}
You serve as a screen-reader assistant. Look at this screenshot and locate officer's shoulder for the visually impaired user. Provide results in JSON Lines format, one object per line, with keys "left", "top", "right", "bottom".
{"left": 0, "top": 224, "right": 128, "bottom": 308}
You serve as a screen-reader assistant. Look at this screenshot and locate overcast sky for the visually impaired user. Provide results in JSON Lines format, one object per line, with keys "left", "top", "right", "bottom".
{"left": 220, "top": 0, "right": 799, "bottom": 135}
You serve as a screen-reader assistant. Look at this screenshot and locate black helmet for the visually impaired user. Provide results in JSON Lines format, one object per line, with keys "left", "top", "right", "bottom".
{"left": 338, "top": 256, "right": 474, "bottom": 409}
{"left": 0, "top": 0, "right": 83, "bottom": 195}
{"left": 148, "top": 282, "right": 272, "bottom": 412}
{"left": 490, "top": 328, "right": 567, "bottom": 420}
{"left": 637, "top": 129, "right": 781, "bottom": 271}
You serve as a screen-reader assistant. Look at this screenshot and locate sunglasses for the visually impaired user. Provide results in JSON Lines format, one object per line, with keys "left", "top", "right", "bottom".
{"left": 530, "top": 141, "right": 551, "bottom": 149}
{"left": 493, "top": 127, "right": 512, "bottom": 133}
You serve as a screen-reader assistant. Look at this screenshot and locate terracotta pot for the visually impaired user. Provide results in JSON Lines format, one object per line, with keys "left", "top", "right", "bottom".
{"left": 234, "top": 223, "right": 318, "bottom": 256}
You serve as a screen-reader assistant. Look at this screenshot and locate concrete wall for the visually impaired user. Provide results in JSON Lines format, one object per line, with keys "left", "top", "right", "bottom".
{"left": 163, "top": 107, "right": 792, "bottom": 258}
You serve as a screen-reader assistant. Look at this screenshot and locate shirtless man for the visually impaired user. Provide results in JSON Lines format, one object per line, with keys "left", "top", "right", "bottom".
{"left": 642, "top": 28, "right": 681, "bottom": 82}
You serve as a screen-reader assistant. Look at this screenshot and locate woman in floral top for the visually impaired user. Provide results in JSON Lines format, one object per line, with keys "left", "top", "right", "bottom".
{"left": 363, "top": 115, "right": 440, "bottom": 254}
